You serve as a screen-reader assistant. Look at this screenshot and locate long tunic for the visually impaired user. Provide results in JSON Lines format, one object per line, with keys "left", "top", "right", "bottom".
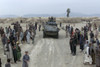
{"left": 90, "top": 45, "right": 95, "bottom": 64}
{"left": 84, "top": 46, "right": 92, "bottom": 64}
{"left": 13, "top": 48, "right": 17, "bottom": 63}
{"left": 20, "top": 32, "right": 23, "bottom": 42}
{"left": 80, "top": 35, "right": 84, "bottom": 51}
{"left": 5, "top": 43, "right": 14, "bottom": 61}
{"left": 16, "top": 45, "right": 21, "bottom": 60}
{"left": 95, "top": 47, "right": 100, "bottom": 66}
{"left": 26, "top": 32, "right": 30, "bottom": 44}
{"left": 2, "top": 36, "right": 8, "bottom": 55}
{"left": 22, "top": 55, "right": 30, "bottom": 67}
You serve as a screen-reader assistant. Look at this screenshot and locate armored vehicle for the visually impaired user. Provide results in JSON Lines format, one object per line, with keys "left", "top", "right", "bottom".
{"left": 43, "top": 17, "right": 59, "bottom": 38}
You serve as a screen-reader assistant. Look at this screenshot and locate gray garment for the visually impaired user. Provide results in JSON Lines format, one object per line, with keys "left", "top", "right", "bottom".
{"left": 5, "top": 44, "right": 14, "bottom": 62}
{"left": 5, "top": 63, "right": 11, "bottom": 67}
{"left": 26, "top": 32, "right": 30, "bottom": 44}
{"left": 22, "top": 55, "right": 30, "bottom": 67}
{"left": 20, "top": 32, "right": 23, "bottom": 39}
{"left": 95, "top": 47, "right": 100, "bottom": 66}
{"left": 2, "top": 36, "right": 8, "bottom": 45}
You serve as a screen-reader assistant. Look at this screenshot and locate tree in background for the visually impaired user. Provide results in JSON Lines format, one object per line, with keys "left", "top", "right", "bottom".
{"left": 67, "top": 8, "right": 71, "bottom": 17}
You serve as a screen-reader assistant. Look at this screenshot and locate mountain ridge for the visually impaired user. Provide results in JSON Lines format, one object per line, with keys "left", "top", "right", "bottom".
{"left": 0, "top": 12, "right": 100, "bottom": 18}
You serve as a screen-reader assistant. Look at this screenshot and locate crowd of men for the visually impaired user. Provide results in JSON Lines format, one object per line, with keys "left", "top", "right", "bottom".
{"left": 0, "top": 21, "right": 38, "bottom": 67}
{"left": 66, "top": 22, "right": 100, "bottom": 67}
{"left": 0, "top": 21, "right": 100, "bottom": 67}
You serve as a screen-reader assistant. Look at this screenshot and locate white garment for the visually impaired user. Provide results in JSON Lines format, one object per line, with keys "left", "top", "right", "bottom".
{"left": 5, "top": 44, "right": 14, "bottom": 61}
{"left": 84, "top": 46, "right": 92, "bottom": 64}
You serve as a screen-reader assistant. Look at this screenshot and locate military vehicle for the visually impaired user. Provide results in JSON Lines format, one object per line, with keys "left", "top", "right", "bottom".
{"left": 43, "top": 17, "right": 59, "bottom": 38}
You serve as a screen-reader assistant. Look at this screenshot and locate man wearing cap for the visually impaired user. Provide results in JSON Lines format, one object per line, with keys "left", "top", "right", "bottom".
{"left": 16, "top": 42, "right": 21, "bottom": 61}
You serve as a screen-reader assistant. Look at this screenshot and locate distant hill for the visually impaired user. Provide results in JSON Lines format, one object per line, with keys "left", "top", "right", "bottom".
{"left": 0, "top": 13, "right": 100, "bottom": 18}
{"left": 22, "top": 13, "right": 100, "bottom": 17}
{"left": 0, "top": 15, "right": 18, "bottom": 18}
{"left": 70, "top": 12, "right": 100, "bottom": 17}
{"left": 23, "top": 14, "right": 50, "bottom": 17}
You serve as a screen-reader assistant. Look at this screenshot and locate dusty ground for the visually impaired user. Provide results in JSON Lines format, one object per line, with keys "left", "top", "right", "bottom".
{"left": 0, "top": 22, "right": 96, "bottom": 67}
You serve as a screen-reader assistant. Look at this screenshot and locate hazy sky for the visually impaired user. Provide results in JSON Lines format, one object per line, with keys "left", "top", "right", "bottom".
{"left": 0, "top": 0, "right": 100, "bottom": 15}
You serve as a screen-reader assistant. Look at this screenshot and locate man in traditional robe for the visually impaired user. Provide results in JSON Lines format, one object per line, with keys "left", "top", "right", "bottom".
{"left": 16, "top": 42, "right": 21, "bottom": 61}
{"left": 13, "top": 46, "right": 17, "bottom": 63}
{"left": 95, "top": 45, "right": 100, "bottom": 67}
{"left": 84, "top": 43, "right": 92, "bottom": 64}
{"left": 5, "top": 40, "right": 14, "bottom": 63}
{"left": 2, "top": 34, "right": 8, "bottom": 55}
{"left": 26, "top": 31, "right": 30, "bottom": 44}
